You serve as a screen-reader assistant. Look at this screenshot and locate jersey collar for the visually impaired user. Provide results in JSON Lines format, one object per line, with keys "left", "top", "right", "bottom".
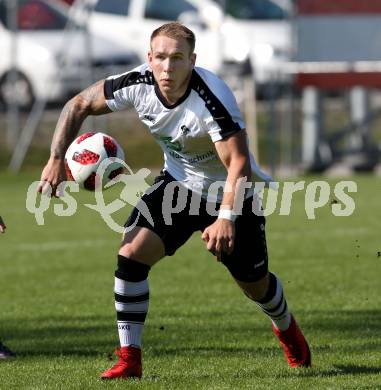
{"left": 154, "top": 70, "right": 194, "bottom": 109}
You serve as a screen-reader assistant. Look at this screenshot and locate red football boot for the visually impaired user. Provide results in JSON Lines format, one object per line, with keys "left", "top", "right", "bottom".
{"left": 101, "top": 346, "right": 142, "bottom": 379}
{"left": 272, "top": 315, "right": 311, "bottom": 368}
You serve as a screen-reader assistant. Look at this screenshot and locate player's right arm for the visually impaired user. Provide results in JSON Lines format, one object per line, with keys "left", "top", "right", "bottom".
{"left": 38, "top": 80, "right": 111, "bottom": 196}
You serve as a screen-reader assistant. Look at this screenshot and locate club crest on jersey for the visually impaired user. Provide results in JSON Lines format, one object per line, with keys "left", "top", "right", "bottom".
{"left": 160, "top": 136, "right": 182, "bottom": 152}
{"left": 180, "top": 125, "right": 190, "bottom": 135}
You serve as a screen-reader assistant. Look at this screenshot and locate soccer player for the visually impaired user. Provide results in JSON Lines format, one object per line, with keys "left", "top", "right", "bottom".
{"left": 38, "top": 22, "right": 311, "bottom": 379}
{"left": 0, "top": 216, "right": 15, "bottom": 359}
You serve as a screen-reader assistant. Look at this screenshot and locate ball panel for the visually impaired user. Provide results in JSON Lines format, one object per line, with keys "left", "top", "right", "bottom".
{"left": 76, "top": 132, "right": 96, "bottom": 144}
{"left": 72, "top": 149, "right": 100, "bottom": 165}
{"left": 103, "top": 136, "right": 117, "bottom": 158}
{"left": 108, "top": 167, "right": 124, "bottom": 180}
{"left": 83, "top": 173, "right": 97, "bottom": 191}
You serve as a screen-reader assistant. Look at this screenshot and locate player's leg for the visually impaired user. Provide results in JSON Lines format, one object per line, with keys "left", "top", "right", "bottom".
{"left": 220, "top": 199, "right": 311, "bottom": 367}
{"left": 235, "top": 272, "right": 292, "bottom": 332}
{"left": 235, "top": 273, "right": 311, "bottom": 368}
{"left": 102, "top": 171, "right": 197, "bottom": 379}
{"left": 119, "top": 224, "right": 166, "bottom": 266}
{"left": 101, "top": 226, "right": 165, "bottom": 380}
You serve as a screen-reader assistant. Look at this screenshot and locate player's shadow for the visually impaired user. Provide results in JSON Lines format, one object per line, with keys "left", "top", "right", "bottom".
{"left": 302, "top": 309, "right": 381, "bottom": 355}
{"left": 333, "top": 365, "right": 381, "bottom": 375}
{"left": 289, "top": 364, "right": 381, "bottom": 379}
{"left": 304, "top": 309, "right": 381, "bottom": 332}
{"left": 3, "top": 309, "right": 381, "bottom": 361}
{"left": 0, "top": 314, "right": 115, "bottom": 357}
{"left": 148, "top": 345, "right": 274, "bottom": 357}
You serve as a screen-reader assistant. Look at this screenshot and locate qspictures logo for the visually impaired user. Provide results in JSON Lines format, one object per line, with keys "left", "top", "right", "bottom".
{"left": 25, "top": 158, "right": 358, "bottom": 233}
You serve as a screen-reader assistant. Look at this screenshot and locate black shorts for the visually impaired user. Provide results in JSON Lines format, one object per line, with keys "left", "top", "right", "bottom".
{"left": 125, "top": 171, "right": 268, "bottom": 282}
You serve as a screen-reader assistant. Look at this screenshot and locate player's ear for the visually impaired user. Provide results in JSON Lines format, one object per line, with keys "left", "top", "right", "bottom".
{"left": 147, "top": 50, "right": 153, "bottom": 65}
{"left": 190, "top": 52, "right": 196, "bottom": 67}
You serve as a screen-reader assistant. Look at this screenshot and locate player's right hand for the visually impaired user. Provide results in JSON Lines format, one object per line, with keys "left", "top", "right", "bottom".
{"left": 37, "top": 156, "right": 67, "bottom": 197}
{"left": 201, "top": 219, "right": 235, "bottom": 261}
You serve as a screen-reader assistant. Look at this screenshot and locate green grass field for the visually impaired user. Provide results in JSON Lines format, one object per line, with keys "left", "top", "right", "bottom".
{"left": 0, "top": 171, "right": 380, "bottom": 389}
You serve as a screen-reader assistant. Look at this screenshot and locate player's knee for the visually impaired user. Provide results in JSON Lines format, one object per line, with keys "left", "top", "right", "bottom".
{"left": 119, "top": 242, "right": 141, "bottom": 260}
{"left": 119, "top": 228, "right": 165, "bottom": 263}
{"left": 116, "top": 254, "right": 151, "bottom": 282}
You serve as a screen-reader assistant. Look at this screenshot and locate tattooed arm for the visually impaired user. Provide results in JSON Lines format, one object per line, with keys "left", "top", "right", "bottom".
{"left": 50, "top": 80, "right": 110, "bottom": 159}
{"left": 38, "top": 80, "right": 111, "bottom": 196}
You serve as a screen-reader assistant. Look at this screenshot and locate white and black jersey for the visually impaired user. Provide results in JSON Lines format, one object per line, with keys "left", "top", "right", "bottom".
{"left": 104, "top": 63, "right": 271, "bottom": 201}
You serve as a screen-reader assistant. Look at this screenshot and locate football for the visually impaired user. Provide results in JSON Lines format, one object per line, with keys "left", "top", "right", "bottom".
{"left": 64, "top": 132, "right": 125, "bottom": 190}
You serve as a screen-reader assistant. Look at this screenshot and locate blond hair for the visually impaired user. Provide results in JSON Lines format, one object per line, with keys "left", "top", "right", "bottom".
{"left": 150, "top": 22, "right": 195, "bottom": 54}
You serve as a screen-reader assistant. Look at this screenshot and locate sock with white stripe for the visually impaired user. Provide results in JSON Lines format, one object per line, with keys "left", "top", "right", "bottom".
{"left": 255, "top": 273, "right": 291, "bottom": 331}
{"left": 114, "top": 255, "right": 150, "bottom": 348}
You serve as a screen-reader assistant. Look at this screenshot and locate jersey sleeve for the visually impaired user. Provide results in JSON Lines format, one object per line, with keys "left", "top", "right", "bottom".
{"left": 195, "top": 70, "right": 245, "bottom": 142}
{"left": 103, "top": 66, "right": 152, "bottom": 112}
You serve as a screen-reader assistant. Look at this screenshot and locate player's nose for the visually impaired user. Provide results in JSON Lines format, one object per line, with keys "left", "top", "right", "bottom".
{"left": 163, "top": 58, "right": 174, "bottom": 72}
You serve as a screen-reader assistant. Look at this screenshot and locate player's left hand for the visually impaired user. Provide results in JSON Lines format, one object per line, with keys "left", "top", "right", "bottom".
{"left": 201, "top": 219, "right": 235, "bottom": 261}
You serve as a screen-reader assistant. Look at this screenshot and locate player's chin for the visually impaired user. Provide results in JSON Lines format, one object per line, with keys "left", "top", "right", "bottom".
{"left": 160, "top": 84, "right": 174, "bottom": 91}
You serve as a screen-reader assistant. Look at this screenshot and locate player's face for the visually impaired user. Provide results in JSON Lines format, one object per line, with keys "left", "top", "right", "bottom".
{"left": 148, "top": 35, "right": 196, "bottom": 103}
